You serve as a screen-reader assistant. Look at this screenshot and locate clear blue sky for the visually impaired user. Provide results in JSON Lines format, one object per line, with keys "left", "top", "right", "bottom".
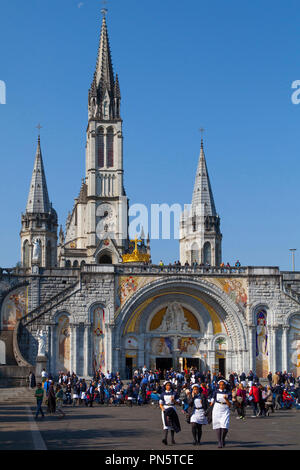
{"left": 0, "top": 0, "right": 299, "bottom": 269}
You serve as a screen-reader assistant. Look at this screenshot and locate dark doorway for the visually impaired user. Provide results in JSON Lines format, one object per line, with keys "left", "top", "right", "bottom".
{"left": 156, "top": 357, "right": 173, "bottom": 371}
{"left": 125, "top": 357, "right": 133, "bottom": 380}
{"left": 186, "top": 358, "right": 200, "bottom": 369}
{"left": 98, "top": 254, "right": 112, "bottom": 264}
{"left": 218, "top": 358, "right": 225, "bottom": 376}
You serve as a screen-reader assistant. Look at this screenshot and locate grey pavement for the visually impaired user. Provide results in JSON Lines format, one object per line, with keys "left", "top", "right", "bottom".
{"left": 0, "top": 399, "right": 299, "bottom": 450}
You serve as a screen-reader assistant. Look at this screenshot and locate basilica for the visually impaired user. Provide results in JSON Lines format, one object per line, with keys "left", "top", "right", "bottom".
{"left": 0, "top": 11, "right": 300, "bottom": 384}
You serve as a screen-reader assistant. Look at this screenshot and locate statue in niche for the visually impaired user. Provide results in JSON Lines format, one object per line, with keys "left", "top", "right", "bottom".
{"left": 155, "top": 302, "right": 195, "bottom": 333}
{"left": 37, "top": 329, "right": 47, "bottom": 357}
{"left": 32, "top": 239, "right": 41, "bottom": 264}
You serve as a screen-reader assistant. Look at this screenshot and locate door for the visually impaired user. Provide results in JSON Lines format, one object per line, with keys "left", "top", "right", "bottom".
{"left": 186, "top": 357, "right": 199, "bottom": 369}
{"left": 218, "top": 358, "right": 225, "bottom": 376}
{"left": 125, "top": 357, "right": 133, "bottom": 379}
{"left": 156, "top": 357, "right": 173, "bottom": 372}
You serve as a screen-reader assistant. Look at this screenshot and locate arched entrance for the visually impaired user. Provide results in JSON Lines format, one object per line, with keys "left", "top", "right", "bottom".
{"left": 98, "top": 254, "right": 112, "bottom": 264}
{"left": 115, "top": 278, "right": 248, "bottom": 378}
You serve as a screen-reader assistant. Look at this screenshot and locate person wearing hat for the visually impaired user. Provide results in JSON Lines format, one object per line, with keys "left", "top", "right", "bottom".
{"left": 186, "top": 384, "right": 208, "bottom": 445}
{"left": 159, "top": 381, "right": 181, "bottom": 445}
{"left": 210, "top": 380, "right": 231, "bottom": 448}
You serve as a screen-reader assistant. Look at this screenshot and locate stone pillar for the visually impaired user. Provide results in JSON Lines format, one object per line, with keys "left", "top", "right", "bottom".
{"left": 71, "top": 324, "right": 78, "bottom": 374}
{"left": 36, "top": 356, "right": 47, "bottom": 381}
{"left": 207, "top": 349, "right": 215, "bottom": 374}
{"left": 268, "top": 325, "right": 278, "bottom": 373}
{"left": 105, "top": 322, "right": 114, "bottom": 374}
{"left": 282, "top": 326, "right": 289, "bottom": 372}
{"left": 137, "top": 334, "right": 145, "bottom": 368}
{"left": 226, "top": 350, "right": 233, "bottom": 375}
{"left": 83, "top": 323, "right": 92, "bottom": 377}
{"left": 49, "top": 324, "right": 56, "bottom": 376}
{"left": 248, "top": 325, "right": 255, "bottom": 372}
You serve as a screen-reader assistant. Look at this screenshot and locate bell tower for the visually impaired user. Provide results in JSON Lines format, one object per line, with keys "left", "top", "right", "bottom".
{"left": 20, "top": 136, "right": 58, "bottom": 268}
{"left": 180, "top": 138, "right": 222, "bottom": 266}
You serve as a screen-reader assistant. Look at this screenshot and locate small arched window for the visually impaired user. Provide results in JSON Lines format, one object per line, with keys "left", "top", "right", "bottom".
{"left": 106, "top": 127, "right": 114, "bottom": 167}
{"left": 97, "top": 127, "right": 104, "bottom": 168}
{"left": 203, "top": 242, "right": 211, "bottom": 265}
{"left": 191, "top": 242, "right": 199, "bottom": 263}
{"left": 23, "top": 240, "right": 30, "bottom": 268}
{"left": 46, "top": 241, "right": 52, "bottom": 268}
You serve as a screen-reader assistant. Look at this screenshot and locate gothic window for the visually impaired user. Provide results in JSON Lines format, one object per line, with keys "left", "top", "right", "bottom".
{"left": 106, "top": 127, "right": 114, "bottom": 167}
{"left": 97, "top": 127, "right": 104, "bottom": 168}
{"left": 192, "top": 215, "right": 197, "bottom": 232}
{"left": 203, "top": 242, "right": 211, "bottom": 265}
{"left": 46, "top": 241, "right": 52, "bottom": 268}
{"left": 23, "top": 240, "right": 30, "bottom": 268}
{"left": 191, "top": 242, "right": 199, "bottom": 263}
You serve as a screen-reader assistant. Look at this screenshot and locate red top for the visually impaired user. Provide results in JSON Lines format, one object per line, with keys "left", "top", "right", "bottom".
{"left": 249, "top": 386, "right": 260, "bottom": 402}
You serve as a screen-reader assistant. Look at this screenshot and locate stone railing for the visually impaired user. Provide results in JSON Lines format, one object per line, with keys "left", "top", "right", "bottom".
{"left": 0, "top": 267, "right": 30, "bottom": 277}
{"left": 13, "top": 320, "right": 33, "bottom": 367}
{"left": 113, "top": 265, "right": 280, "bottom": 276}
{"left": 80, "top": 264, "right": 281, "bottom": 276}
{"left": 20, "top": 281, "right": 80, "bottom": 326}
{"left": 282, "top": 283, "right": 300, "bottom": 305}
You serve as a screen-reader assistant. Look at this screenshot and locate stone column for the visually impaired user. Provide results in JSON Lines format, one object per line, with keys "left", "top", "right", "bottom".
{"left": 137, "top": 334, "right": 145, "bottom": 368}
{"left": 268, "top": 325, "right": 278, "bottom": 373}
{"left": 226, "top": 350, "right": 233, "bottom": 375}
{"left": 105, "top": 322, "right": 114, "bottom": 373}
{"left": 282, "top": 326, "right": 289, "bottom": 372}
{"left": 49, "top": 324, "right": 56, "bottom": 376}
{"left": 207, "top": 349, "right": 215, "bottom": 374}
{"left": 71, "top": 324, "right": 78, "bottom": 374}
{"left": 83, "top": 323, "right": 92, "bottom": 377}
{"left": 248, "top": 325, "right": 255, "bottom": 372}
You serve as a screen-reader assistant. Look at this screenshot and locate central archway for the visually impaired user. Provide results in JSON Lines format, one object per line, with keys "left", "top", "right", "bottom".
{"left": 114, "top": 277, "right": 248, "bottom": 378}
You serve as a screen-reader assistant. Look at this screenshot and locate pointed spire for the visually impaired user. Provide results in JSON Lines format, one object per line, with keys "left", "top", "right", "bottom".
{"left": 94, "top": 11, "right": 115, "bottom": 95}
{"left": 191, "top": 138, "right": 217, "bottom": 217}
{"left": 26, "top": 137, "right": 51, "bottom": 214}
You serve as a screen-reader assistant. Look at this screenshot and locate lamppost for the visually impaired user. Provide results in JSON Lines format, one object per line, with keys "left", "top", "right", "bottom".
{"left": 289, "top": 248, "right": 297, "bottom": 271}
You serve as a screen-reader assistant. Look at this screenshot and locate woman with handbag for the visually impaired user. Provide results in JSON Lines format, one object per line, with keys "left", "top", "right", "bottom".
{"left": 236, "top": 383, "right": 246, "bottom": 420}
{"left": 210, "top": 380, "right": 231, "bottom": 448}
{"left": 186, "top": 384, "right": 208, "bottom": 445}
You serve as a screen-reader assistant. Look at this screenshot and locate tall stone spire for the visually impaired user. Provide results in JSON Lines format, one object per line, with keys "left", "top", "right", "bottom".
{"left": 191, "top": 138, "right": 216, "bottom": 217}
{"left": 94, "top": 13, "right": 115, "bottom": 92}
{"left": 179, "top": 136, "right": 222, "bottom": 266}
{"left": 26, "top": 136, "right": 51, "bottom": 214}
{"left": 63, "top": 8, "right": 128, "bottom": 267}
{"left": 88, "top": 10, "right": 120, "bottom": 121}
{"left": 21, "top": 137, "right": 58, "bottom": 269}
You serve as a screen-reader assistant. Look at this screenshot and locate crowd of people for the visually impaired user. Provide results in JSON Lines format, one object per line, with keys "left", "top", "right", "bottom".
{"left": 30, "top": 367, "right": 300, "bottom": 447}
{"left": 157, "top": 260, "right": 242, "bottom": 269}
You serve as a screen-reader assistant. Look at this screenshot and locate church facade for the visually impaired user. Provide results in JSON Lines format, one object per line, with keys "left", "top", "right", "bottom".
{"left": 0, "top": 12, "right": 300, "bottom": 381}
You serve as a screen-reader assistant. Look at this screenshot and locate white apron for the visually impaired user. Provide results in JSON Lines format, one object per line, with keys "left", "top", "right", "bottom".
{"left": 160, "top": 394, "right": 176, "bottom": 430}
{"left": 190, "top": 397, "right": 208, "bottom": 425}
{"left": 212, "top": 393, "right": 230, "bottom": 429}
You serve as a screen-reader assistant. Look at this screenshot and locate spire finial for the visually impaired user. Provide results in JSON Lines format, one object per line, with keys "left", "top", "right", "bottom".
{"left": 199, "top": 127, "right": 205, "bottom": 148}
{"left": 36, "top": 123, "right": 42, "bottom": 142}
{"left": 101, "top": 0, "right": 108, "bottom": 17}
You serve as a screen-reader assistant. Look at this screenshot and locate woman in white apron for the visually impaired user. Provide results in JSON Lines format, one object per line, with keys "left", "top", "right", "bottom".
{"left": 159, "top": 381, "right": 179, "bottom": 445}
{"left": 210, "top": 380, "right": 231, "bottom": 448}
{"left": 186, "top": 384, "right": 208, "bottom": 445}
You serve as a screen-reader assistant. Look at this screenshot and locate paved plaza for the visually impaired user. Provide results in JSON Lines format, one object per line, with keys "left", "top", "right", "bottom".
{"left": 0, "top": 392, "right": 299, "bottom": 451}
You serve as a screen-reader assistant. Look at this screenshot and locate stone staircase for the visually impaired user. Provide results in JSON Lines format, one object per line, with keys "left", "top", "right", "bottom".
{"left": 0, "top": 386, "right": 36, "bottom": 404}
{"left": 282, "top": 283, "right": 300, "bottom": 307}
{"left": 20, "top": 281, "right": 80, "bottom": 327}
